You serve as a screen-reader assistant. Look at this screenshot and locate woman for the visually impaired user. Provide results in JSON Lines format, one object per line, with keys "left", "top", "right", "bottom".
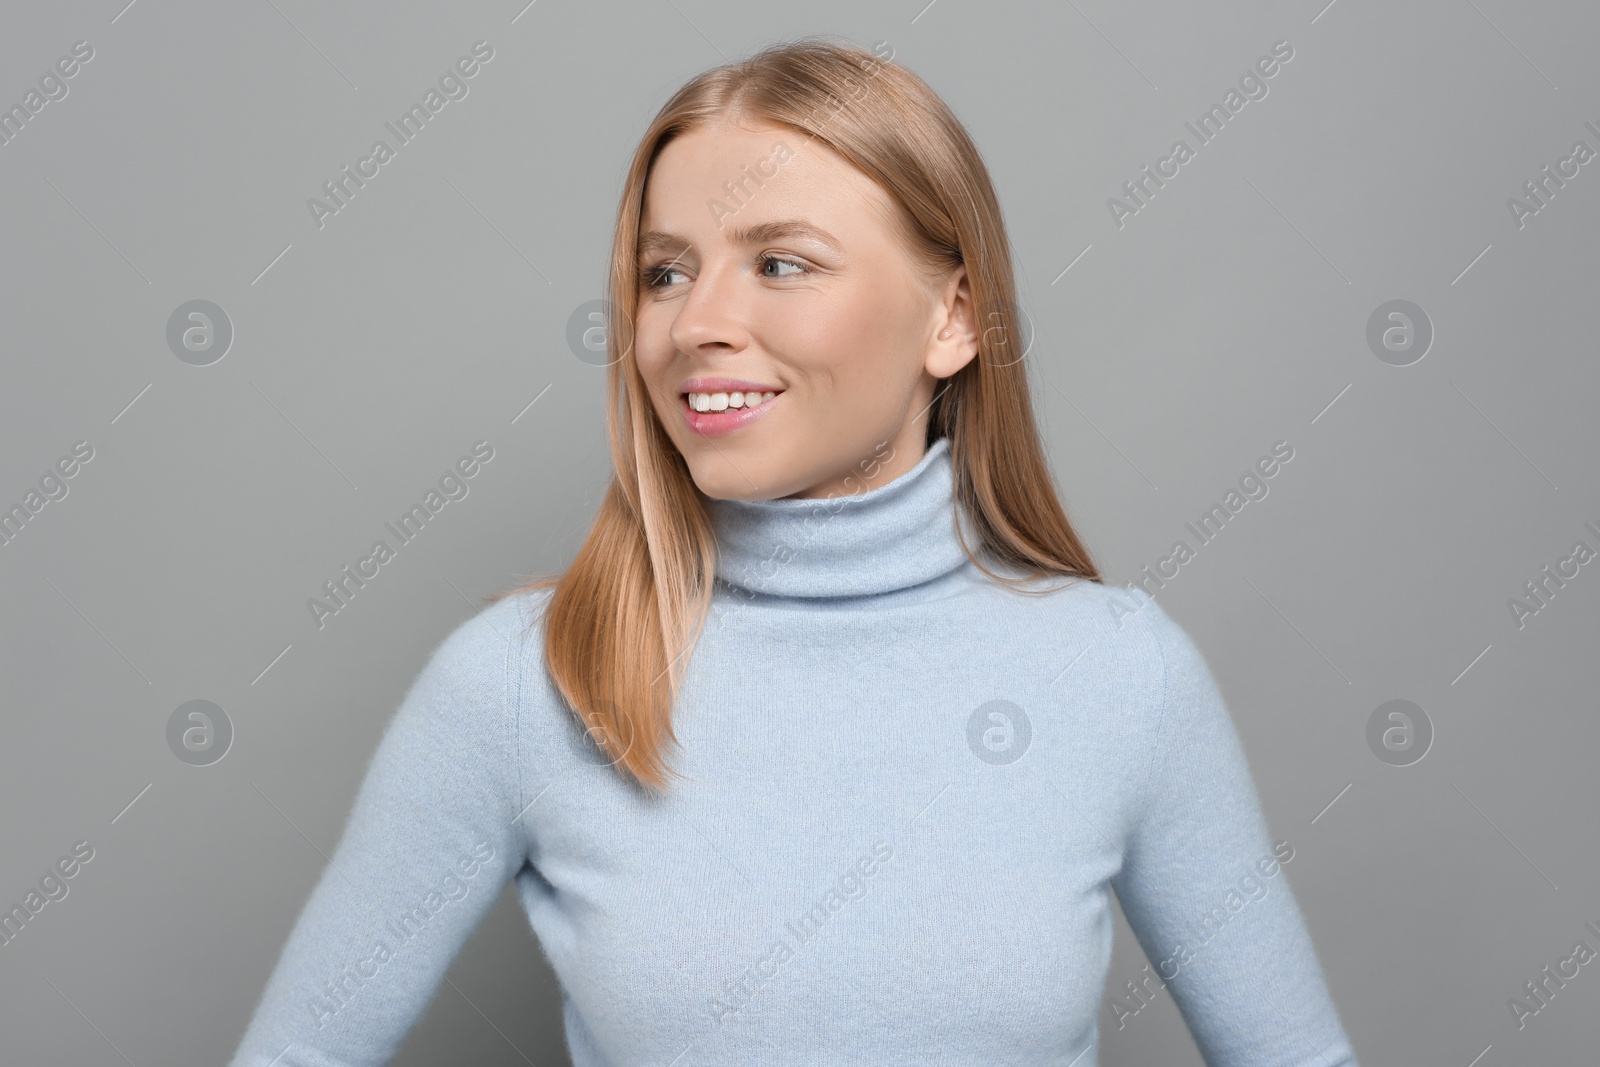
{"left": 230, "top": 37, "right": 1359, "bottom": 1066}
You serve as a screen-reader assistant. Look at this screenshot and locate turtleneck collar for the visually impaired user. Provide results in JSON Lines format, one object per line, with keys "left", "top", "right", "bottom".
{"left": 707, "top": 436, "right": 977, "bottom": 599}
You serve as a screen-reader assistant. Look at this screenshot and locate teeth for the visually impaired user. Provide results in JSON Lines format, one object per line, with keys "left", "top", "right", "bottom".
{"left": 687, "top": 390, "right": 777, "bottom": 413}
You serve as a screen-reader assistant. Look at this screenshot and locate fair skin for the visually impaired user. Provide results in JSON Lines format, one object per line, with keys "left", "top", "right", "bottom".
{"left": 633, "top": 116, "right": 981, "bottom": 501}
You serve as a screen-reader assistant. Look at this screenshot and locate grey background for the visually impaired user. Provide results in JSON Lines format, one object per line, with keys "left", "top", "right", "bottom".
{"left": 2, "top": 0, "right": 1596, "bottom": 1063}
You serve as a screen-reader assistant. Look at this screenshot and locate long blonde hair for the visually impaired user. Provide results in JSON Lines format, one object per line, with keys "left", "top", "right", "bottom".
{"left": 487, "top": 36, "right": 1100, "bottom": 795}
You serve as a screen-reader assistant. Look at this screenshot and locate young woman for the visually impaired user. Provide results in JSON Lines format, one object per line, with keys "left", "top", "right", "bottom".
{"left": 231, "top": 37, "right": 1359, "bottom": 1067}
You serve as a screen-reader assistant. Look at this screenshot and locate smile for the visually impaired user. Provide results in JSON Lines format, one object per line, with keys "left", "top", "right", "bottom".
{"left": 681, "top": 390, "right": 783, "bottom": 438}
{"left": 685, "top": 390, "right": 778, "bottom": 412}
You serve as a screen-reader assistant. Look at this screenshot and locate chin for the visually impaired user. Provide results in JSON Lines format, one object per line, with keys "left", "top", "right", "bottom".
{"left": 696, "top": 479, "right": 774, "bottom": 504}
{"left": 682, "top": 460, "right": 754, "bottom": 502}
{"left": 686, "top": 459, "right": 791, "bottom": 503}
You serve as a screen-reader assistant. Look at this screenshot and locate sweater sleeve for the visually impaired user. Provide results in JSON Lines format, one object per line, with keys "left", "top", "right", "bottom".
{"left": 227, "top": 600, "right": 531, "bottom": 1067}
{"left": 1108, "top": 591, "right": 1360, "bottom": 1067}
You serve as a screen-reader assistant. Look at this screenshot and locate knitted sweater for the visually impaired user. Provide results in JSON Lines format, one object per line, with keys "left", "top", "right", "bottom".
{"left": 229, "top": 435, "right": 1360, "bottom": 1066}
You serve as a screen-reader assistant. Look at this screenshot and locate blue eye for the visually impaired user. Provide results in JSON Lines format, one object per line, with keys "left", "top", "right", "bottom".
{"left": 639, "top": 255, "right": 812, "bottom": 290}
{"left": 762, "top": 255, "right": 810, "bottom": 278}
{"left": 640, "top": 264, "right": 686, "bottom": 289}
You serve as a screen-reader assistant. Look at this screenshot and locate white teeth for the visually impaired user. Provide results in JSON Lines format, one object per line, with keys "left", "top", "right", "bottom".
{"left": 687, "top": 390, "right": 777, "bottom": 412}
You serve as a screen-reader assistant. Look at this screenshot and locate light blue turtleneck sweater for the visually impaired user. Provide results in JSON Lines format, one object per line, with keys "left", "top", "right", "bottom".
{"left": 229, "top": 436, "right": 1359, "bottom": 1066}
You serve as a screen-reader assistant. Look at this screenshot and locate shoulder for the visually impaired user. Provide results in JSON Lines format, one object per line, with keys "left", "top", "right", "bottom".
{"left": 983, "top": 575, "right": 1220, "bottom": 720}
{"left": 432, "top": 587, "right": 542, "bottom": 667}
{"left": 1113, "top": 587, "right": 1219, "bottom": 702}
{"left": 472, "top": 585, "right": 579, "bottom": 739}
{"left": 401, "top": 587, "right": 551, "bottom": 722}
{"left": 987, "top": 572, "right": 1177, "bottom": 661}
{"left": 1070, "top": 583, "right": 1217, "bottom": 704}
{"left": 1078, "top": 587, "right": 1235, "bottom": 773}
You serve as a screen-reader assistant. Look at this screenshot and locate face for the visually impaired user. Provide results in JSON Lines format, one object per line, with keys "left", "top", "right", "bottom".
{"left": 633, "top": 117, "right": 978, "bottom": 501}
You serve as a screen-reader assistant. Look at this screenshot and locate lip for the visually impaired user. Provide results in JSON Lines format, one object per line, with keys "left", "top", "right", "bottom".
{"left": 681, "top": 389, "right": 783, "bottom": 438}
{"left": 678, "top": 377, "right": 784, "bottom": 395}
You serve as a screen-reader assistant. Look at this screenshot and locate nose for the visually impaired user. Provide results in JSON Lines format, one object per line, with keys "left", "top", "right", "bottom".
{"left": 667, "top": 259, "right": 752, "bottom": 357}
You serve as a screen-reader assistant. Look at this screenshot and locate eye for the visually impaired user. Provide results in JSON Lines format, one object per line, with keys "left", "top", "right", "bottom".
{"left": 639, "top": 254, "right": 812, "bottom": 290}
{"left": 639, "top": 263, "right": 687, "bottom": 289}
{"left": 762, "top": 254, "right": 811, "bottom": 279}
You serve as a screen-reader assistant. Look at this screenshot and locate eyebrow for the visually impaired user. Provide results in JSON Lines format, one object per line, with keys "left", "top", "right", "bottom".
{"left": 637, "top": 219, "right": 845, "bottom": 260}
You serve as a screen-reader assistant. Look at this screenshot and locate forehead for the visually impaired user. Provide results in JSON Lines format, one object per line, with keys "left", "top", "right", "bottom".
{"left": 639, "top": 118, "right": 900, "bottom": 245}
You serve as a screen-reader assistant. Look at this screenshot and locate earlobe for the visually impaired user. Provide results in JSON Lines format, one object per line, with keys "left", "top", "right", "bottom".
{"left": 926, "top": 330, "right": 979, "bottom": 379}
{"left": 927, "top": 266, "right": 978, "bottom": 377}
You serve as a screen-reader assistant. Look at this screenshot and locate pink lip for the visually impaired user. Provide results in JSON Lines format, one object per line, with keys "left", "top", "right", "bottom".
{"left": 679, "top": 377, "right": 783, "bottom": 395}
{"left": 681, "top": 390, "right": 782, "bottom": 438}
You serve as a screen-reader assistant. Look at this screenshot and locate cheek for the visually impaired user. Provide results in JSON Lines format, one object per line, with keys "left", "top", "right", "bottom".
{"left": 631, "top": 317, "right": 677, "bottom": 384}
{"left": 791, "top": 298, "right": 907, "bottom": 385}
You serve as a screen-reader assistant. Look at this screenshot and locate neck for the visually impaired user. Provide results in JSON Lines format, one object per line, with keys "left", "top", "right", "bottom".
{"left": 779, "top": 416, "right": 932, "bottom": 500}
{"left": 707, "top": 436, "right": 977, "bottom": 599}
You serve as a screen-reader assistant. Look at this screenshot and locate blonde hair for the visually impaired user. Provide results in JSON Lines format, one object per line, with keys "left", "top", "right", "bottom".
{"left": 487, "top": 35, "right": 1100, "bottom": 795}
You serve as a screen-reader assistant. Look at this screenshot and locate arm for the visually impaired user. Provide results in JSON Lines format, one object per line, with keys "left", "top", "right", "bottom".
{"left": 1109, "top": 591, "right": 1359, "bottom": 1067}
{"left": 228, "top": 598, "right": 532, "bottom": 1067}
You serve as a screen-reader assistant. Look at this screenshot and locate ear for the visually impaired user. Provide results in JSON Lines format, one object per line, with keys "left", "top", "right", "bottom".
{"left": 925, "top": 265, "right": 980, "bottom": 379}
